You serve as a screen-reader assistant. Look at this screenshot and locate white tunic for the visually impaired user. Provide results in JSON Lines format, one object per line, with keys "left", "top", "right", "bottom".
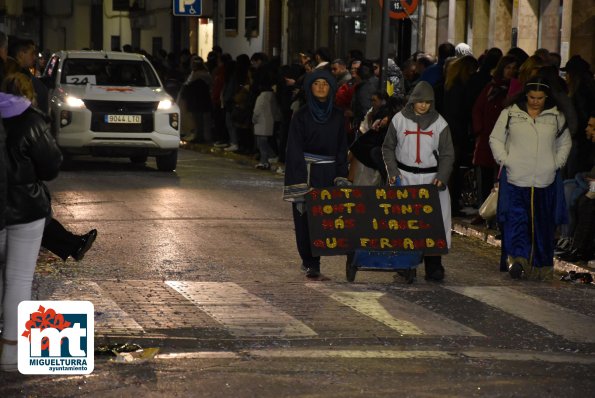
{"left": 391, "top": 113, "right": 452, "bottom": 248}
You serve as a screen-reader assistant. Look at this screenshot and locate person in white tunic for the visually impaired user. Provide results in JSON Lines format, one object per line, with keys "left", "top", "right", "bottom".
{"left": 382, "top": 81, "right": 455, "bottom": 281}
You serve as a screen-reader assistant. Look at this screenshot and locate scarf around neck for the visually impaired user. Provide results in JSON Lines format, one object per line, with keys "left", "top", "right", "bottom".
{"left": 303, "top": 69, "right": 337, "bottom": 124}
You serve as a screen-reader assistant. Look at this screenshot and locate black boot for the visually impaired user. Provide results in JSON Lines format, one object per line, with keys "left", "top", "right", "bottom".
{"left": 424, "top": 256, "right": 445, "bottom": 281}
{"left": 72, "top": 229, "right": 98, "bottom": 261}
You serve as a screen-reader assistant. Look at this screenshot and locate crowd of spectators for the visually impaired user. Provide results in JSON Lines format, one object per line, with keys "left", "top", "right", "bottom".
{"left": 156, "top": 42, "right": 593, "bottom": 266}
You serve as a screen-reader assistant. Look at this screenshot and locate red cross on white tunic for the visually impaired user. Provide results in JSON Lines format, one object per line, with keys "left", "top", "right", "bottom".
{"left": 404, "top": 125, "right": 433, "bottom": 164}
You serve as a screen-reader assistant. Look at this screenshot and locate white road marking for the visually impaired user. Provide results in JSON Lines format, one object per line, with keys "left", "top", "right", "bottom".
{"left": 446, "top": 286, "right": 595, "bottom": 343}
{"left": 166, "top": 281, "right": 317, "bottom": 337}
{"left": 308, "top": 284, "right": 483, "bottom": 337}
{"left": 156, "top": 351, "right": 240, "bottom": 359}
{"left": 156, "top": 349, "right": 595, "bottom": 364}
{"left": 49, "top": 280, "right": 144, "bottom": 334}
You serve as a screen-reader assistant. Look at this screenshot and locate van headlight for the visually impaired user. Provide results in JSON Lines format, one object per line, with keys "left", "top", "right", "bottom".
{"left": 158, "top": 99, "right": 173, "bottom": 110}
{"left": 65, "top": 96, "right": 85, "bottom": 108}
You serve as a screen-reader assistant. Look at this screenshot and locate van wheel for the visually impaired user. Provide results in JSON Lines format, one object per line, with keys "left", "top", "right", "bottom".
{"left": 130, "top": 155, "right": 148, "bottom": 164}
{"left": 156, "top": 150, "right": 177, "bottom": 171}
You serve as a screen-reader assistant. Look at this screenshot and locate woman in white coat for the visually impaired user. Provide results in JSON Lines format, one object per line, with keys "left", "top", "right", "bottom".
{"left": 489, "top": 77, "right": 571, "bottom": 280}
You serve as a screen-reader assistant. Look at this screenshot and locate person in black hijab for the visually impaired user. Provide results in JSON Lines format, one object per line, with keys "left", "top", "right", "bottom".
{"left": 283, "top": 69, "right": 349, "bottom": 278}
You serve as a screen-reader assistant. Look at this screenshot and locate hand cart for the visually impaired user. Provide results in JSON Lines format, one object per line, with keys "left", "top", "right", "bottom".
{"left": 346, "top": 249, "right": 423, "bottom": 284}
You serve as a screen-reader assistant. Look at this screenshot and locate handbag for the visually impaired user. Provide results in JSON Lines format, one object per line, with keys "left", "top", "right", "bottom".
{"left": 478, "top": 187, "right": 498, "bottom": 220}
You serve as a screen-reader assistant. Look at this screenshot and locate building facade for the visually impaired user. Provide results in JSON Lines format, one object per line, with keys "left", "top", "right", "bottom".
{"left": 0, "top": 0, "right": 592, "bottom": 67}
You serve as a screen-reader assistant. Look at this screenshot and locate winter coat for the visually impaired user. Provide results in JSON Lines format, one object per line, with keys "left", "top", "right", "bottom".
{"left": 0, "top": 95, "right": 62, "bottom": 225}
{"left": 252, "top": 91, "right": 280, "bottom": 136}
{"left": 386, "top": 59, "right": 405, "bottom": 99}
{"left": 489, "top": 103, "right": 571, "bottom": 188}
{"left": 471, "top": 79, "right": 509, "bottom": 167}
{"left": 179, "top": 77, "right": 212, "bottom": 113}
{"left": 335, "top": 81, "right": 355, "bottom": 111}
{"left": 442, "top": 79, "right": 473, "bottom": 150}
{"left": 352, "top": 76, "right": 379, "bottom": 126}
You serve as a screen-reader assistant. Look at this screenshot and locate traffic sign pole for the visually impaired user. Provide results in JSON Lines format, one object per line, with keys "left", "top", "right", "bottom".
{"left": 379, "top": 0, "right": 391, "bottom": 92}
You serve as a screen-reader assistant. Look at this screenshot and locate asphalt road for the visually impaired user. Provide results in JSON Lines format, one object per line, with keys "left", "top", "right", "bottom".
{"left": 1, "top": 149, "right": 594, "bottom": 397}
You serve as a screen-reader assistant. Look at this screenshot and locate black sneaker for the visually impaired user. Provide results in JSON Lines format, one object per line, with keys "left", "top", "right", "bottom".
{"left": 305, "top": 267, "right": 321, "bottom": 278}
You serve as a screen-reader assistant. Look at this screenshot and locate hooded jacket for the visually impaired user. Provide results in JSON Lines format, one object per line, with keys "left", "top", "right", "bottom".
{"left": 0, "top": 93, "right": 62, "bottom": 225}
{"left": 489, "top": 102, "right": 571, "bottom": 188}
{"left": 382, "top": 81, "right": 455, "bottom": 185}
{"left": 283, "top": 69, "right": 348, "bottom": 200}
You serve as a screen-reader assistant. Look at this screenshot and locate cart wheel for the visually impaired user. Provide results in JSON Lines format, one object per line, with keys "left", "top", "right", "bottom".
{"left": 346, "top": 253, "right": 357, "bottom": 282}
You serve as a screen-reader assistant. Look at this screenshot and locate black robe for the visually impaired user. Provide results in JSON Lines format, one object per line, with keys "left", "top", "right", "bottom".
{"left": 283, "top": 105, "right": 348, "bottom": 198}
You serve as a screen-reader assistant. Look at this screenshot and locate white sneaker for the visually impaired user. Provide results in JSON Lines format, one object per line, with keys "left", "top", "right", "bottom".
{"left": 555, "top": 237, "right": 573, "bottom": 254}
{"left": 276, "top": 166, "right": 285, "bottom": 175}
{"left": 224, "top": 144, "right": 239, "bottom": 152}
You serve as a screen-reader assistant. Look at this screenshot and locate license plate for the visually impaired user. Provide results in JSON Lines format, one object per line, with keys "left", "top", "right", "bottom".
{"left": 105, "top": 114, "right": 142, "bottom": 124}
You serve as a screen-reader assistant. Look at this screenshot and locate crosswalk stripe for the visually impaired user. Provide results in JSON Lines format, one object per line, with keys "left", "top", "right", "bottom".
{"left": 243, "top": 348, "right": 595, "bottom": 364}
{"left": 307, "top": 284, "right": 484, "bottom": 337}
{"left": 49, "top": 280, "right": 144, "bottom": 334}
{"left": 154, "top": 349, "right": 595, "bottom": 364}
{"left": 166, "top": 281, "right": 317, "bottom": 337}
{"left": 445, "top": 286, "right": 595, "bottom": 343}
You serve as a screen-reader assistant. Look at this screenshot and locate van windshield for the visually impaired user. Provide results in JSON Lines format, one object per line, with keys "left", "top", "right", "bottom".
{"left": 60, "top": 59, "right": 161, "bottom": 87}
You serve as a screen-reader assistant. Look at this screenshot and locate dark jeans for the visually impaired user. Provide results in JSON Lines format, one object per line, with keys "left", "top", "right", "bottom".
{"left": 292, "top": 204, "right": 320, "bottom": 268}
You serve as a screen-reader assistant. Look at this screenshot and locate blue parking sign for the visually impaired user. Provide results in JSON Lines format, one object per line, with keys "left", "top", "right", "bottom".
{"left": 173, "top": 0, "right": 202, "bottom": 16}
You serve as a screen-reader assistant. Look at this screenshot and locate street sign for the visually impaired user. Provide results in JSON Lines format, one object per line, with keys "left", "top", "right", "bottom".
{"left": 379, "top": 0, "right": 419, "bottom": 20}
{"left": 173, "top": 0, "right": 202, "bottom": 16}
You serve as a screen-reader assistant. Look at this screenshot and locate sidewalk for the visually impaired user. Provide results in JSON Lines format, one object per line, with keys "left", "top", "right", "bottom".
{"left": 181, "top": 140, "right": 595, "bottom": 281}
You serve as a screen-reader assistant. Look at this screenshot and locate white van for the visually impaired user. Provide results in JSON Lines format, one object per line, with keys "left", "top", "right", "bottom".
{"left": 42, "top": 50, "right": 180, "bottom": 171}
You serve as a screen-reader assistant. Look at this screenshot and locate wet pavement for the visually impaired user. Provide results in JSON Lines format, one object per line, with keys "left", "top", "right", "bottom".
{"left": 1, "top": 148, "right": 593, "bottom": 397}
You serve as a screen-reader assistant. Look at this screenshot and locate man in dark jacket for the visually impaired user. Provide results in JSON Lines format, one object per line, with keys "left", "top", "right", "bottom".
{"left": 9, "top": 39, "right": 49, "bottom": 114}
{"left": 351, "top": 60, "right": 379, "bottom": 143}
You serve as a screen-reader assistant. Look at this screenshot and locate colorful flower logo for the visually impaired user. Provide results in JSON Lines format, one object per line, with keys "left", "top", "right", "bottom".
{"left": 22, "top": 305, "right": 72, "bottom": 350}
